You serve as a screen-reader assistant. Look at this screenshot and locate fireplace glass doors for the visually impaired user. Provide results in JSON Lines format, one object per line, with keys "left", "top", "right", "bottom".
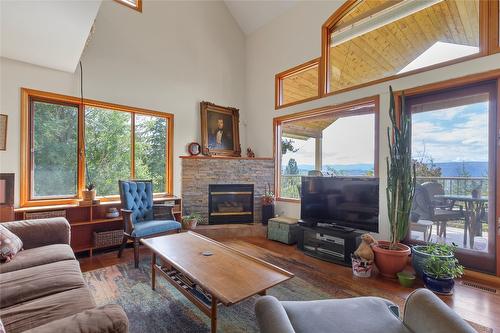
{"left": 208, "top": 184, "right": 254, "bottom": 224}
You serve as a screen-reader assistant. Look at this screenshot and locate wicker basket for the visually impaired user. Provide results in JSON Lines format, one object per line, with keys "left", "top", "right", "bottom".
{"left": 93, "top": 229, "right": 123, "bottom": 248}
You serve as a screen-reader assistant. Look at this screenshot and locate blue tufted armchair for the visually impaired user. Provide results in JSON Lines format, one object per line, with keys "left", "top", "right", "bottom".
{"left": 118, "top": 180, "right": 181, "bottom": 268}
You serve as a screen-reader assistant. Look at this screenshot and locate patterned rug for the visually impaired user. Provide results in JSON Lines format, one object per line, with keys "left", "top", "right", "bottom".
{"left": 83, "top": 247, "right": 493, "bottom": 333}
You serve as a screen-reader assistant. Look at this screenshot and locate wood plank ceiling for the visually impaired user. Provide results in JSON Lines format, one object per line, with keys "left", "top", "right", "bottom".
{"left": 280, "top": 0, "right": 480, "bottom": 105}
{"left": 329, "top": 0, "right": 479, "bottom": 92}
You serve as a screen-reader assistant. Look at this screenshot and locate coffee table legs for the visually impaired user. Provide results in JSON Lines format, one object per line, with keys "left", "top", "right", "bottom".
{"left": 211, "top": 295, "right": 218, "bottom": 333}
{"left": 151, "top": 253, "right": 156, "bottom": 291}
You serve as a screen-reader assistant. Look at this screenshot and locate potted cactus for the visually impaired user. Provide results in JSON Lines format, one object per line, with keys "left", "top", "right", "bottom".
{"left": 372, "top": 86, "right": 416, "bottom": 278}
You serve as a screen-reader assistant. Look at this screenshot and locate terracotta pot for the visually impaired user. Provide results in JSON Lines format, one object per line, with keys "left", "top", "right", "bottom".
{"left": 182, "top": 218, "right": 198, "bottom": 230}
{"left": 82, "top": 189, "right": 96, "bottom": 201}
{"left": 372, "top": 241, "right": 411, "bottom": 278}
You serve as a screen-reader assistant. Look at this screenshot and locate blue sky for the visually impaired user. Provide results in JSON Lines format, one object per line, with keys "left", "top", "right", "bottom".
{"left": 412, "top": 102, "right": 489, "bottom": 163}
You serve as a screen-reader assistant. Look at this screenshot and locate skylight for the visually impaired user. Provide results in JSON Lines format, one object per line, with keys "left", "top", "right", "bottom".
{"left": 398, "top": 41, "right": 479, "bottom": 74}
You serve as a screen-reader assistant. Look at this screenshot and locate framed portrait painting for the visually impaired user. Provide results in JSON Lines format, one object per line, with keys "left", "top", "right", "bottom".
{"left": 200, "top": 102, "right": 241, "bottom": 157}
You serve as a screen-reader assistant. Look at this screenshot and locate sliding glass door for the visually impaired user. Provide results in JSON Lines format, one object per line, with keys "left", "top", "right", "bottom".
{"left": 407, "top": 81, "right": 497, "bottom": 274}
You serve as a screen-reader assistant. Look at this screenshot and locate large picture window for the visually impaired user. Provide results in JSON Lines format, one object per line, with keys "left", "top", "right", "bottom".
{"left": 326, "top": 0, "right": 482, "bottom": 94}
{"left": 274, "top": 97, "right": 378, "bottom": 200}
{"left": 21, "top": 89, "right": 173, "bottom": 207}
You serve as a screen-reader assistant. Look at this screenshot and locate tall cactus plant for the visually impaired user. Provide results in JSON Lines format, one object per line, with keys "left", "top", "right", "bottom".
{"left": 386, "top": 86, "right": 416, "bottom": 249}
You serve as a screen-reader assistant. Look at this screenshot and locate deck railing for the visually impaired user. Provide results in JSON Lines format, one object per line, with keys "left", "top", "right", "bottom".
{"left": 279, "top": 175, "right": 489, "bottom": 199}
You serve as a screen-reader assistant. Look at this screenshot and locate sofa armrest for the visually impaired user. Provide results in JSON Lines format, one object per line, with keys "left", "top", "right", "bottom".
{"left": 403, "top": 288, "right": 476, "bottom": 333}
{"left": 23, "top": 304, "right": 129, "bottom": 333}
{"left": 1, "top": 217, "right": 70, "bottom": 249}
{"left": 255, "top": 296, "right": 296, "bottom": 333}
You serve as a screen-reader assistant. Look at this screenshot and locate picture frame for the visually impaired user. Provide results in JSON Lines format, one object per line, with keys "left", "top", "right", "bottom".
{"left": 0, "top": 114, "right": 7, "bottom": 151}
{"left": 188, "top": 142, "right": 201, "bottom": 156}
{"left": 200, "top": 101, "right": 241, "bottom": 157}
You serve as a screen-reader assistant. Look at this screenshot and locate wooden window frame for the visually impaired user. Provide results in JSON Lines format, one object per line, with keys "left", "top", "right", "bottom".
{"left": 273, "top": 95, "right": 380, "bottom": 202}
{"left": 275, "top": 0, "right": 500, "bottom": 109}
{"left": 392, "top": 68, "right": 500, "bottom": 277}
{"left": 20, "top": 88, "right": 174, "bottom": 207}
{"left": 490, "top": 0, "right": 500, "bottom": 55}
{"left": 275, "top": 58, "right": 321, "bottom": 109}
{"left": 114, "top": 0, "right": 142, "bottom": 12}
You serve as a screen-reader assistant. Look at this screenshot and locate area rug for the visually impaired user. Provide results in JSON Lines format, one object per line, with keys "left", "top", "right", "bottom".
{"left": 83, "top": 247, "right": 493, "bottom": 333}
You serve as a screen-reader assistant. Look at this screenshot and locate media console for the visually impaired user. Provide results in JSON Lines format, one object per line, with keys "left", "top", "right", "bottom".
{"left": 297, "top": 222, "right": 363, "bottom": 266}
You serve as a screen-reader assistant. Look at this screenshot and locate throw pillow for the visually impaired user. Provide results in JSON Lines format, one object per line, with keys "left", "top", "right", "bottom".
{"left": 0, "top": 225, "right": 23, "bottom": 263}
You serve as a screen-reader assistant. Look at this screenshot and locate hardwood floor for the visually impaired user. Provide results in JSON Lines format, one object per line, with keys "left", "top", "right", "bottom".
{"left": 78, "top": 236, "right": 500, "bottom": 332}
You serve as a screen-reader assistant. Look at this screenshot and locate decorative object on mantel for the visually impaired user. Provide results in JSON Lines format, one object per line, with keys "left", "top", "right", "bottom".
{"left": 200, "top": 101, "right": 241, "bottom": 157}
{"left": 0, "top": 114, "right": 7, "bottom": 151}
{"left": 188, "top": 142, "right": 201, "bottom": 156}
{"left": 246, "top": 148, "right": 255, "bottom": 158}
{"left": 182, "top": 213, "right": 200, "bottom": 230}
{"left": 261, "top": 183, "right": 275, "bottom": 225}
{"left": 106, "top": 207, "right": 120, "bottom": 218}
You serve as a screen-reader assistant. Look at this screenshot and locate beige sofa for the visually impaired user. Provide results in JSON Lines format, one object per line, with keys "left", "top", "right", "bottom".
{"left": 0, "top": 218, "right": 129, "bottom": 333}
{"left": 255, "top": 288, "right": 476, "bottom": 333}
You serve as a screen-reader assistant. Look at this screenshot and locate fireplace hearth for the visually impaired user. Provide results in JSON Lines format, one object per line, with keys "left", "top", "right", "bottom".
{"left": 208, "top": 184, "right": 254, "bottom": 224}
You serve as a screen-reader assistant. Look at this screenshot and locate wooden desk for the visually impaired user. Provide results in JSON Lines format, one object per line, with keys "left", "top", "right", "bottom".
{"left": 142, "top": 232, "right": 293, "bottom": 332}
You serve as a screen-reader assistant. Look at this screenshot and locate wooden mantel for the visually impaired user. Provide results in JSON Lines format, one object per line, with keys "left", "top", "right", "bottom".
{"left": 179, "top": 155, "right": 273, "bottom": 161}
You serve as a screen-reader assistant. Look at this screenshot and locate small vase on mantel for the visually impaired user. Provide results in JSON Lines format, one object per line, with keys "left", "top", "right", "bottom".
{"left": 261, "top": 183, "right": 275, "bottom": 225}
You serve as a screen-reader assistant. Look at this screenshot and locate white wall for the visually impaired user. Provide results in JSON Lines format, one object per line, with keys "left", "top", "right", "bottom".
{"left": 0, "top": 0, "right": 246, "bottom": 206}
{"left": 244, "top": 1, "right": 500, "bottom": 240}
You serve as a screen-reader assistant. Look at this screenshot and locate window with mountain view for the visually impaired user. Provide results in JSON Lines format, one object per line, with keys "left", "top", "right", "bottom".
{"left": 277, "top": 100, "right": 377, "bottom": 199}
{"left": 327, "top": 0, "right": 480, "bottom": 93}
{"left": 408, "top": 82, "right": 496, "bottom": 273}
{"left": 23, "top": 89, "right": 173, "bottom": 206}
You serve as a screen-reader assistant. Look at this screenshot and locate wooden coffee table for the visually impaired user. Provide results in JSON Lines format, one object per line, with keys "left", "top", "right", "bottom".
{"left": 141, "top": 232, "right": 294, "bottom": 332}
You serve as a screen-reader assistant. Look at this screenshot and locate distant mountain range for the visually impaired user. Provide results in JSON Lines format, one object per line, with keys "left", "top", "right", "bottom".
{"left": 288, "top": 161, "right": 488, "bottom": 177}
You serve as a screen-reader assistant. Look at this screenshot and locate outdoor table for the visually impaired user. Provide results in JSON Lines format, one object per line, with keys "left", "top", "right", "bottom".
{"left": 434, "top": 194, "right": 488, "bottom": 249}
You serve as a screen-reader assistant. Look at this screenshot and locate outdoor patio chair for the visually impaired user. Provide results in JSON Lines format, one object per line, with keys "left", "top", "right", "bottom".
{"left": 411, "top": 183, "right": 463, "bottom": 239}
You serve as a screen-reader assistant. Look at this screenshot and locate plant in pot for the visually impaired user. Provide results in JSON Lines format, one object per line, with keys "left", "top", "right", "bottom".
{"left": 412, "top": 243, "right": 456, "bottom": 279}
{"left": 372, "top": 86, "right": 416, "bottom": 278}
{"left": 261, "top": 183, "right": 275, "bottom": 225}
{"left": 182, "top": 213, "right": 201, "bottom": 230}
{"left": 423, "top": 255, "right": 464, "bottom": 295}
{"left": 82, "top": 183, "right": 96, "bottom": 202}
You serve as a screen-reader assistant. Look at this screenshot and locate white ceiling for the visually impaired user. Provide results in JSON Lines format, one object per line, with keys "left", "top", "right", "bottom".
{"left": 224, "top": 0, "right": 298, "bottom": 35}
{"left": 0, "top": 0, "right": 102, "bottom": 73}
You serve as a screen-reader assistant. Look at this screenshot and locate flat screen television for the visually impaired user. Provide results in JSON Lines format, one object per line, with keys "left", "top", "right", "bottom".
{"left": 300, "top": 176, "right": 379, "bottom": 233}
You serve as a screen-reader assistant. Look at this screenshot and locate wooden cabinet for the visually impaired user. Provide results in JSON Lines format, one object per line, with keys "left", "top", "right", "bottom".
{"left": 14, "top": 196, "right": 182, "bottom": 256}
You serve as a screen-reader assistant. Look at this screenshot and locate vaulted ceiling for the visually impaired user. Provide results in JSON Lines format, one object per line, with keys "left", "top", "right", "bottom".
{"left": 0, "top": 0, "right": 102, "bottom": 73}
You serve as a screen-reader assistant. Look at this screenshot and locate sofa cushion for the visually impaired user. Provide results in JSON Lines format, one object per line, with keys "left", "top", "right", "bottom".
{"left": 131, "top": 219, "right": 181, "bottom": 237}
{"left": 0, "top": 286, "right": 96, "bottom": 333}
{"left": 0, "top": 243, "right": 75, "bottom": 273}
{"left": 0, "top": 260, "right": 85, "bottom": 308}
{"left": 281, "top": 297, "right": 412, "bottom": 333}
{"left": 0, "top": 225, "right": 23, "bottom": 263}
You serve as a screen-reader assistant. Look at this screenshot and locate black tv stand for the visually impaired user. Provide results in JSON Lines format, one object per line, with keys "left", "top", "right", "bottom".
{"left": 315, "top": 222, "right": 355, "bottom": 233}
{"left": 297, "top": 224, "right": 363, "bottom": 266}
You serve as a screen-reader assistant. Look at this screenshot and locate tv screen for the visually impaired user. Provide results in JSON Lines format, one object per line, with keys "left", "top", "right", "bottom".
{"left": 301, "top": 177, "right": 379, "bottom": 233}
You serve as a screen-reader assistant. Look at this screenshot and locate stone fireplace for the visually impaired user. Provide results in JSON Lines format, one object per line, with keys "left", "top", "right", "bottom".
{"left": 181, "top": 156, "right": 274, "bottom": 224}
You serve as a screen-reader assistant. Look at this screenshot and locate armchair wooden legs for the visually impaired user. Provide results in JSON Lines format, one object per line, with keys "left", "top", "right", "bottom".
{"left": 133, "top": 238, "right": 140, "bottom": 268}
{"left": 117, "top": 235, "right": 128, "bottom": 258}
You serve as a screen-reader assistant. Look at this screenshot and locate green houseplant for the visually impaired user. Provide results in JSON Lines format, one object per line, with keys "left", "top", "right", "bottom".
{"left": 412, "top": 243, "right": 456, "bottom": 279}
{"left": 372, "top": 86, "right": 416, "bottom": 277}
{"left": 182, "top": 213, "right": 201, "bottom": 230}
{"left": 423, "top": 255, "right": 464, "bottom": 295}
